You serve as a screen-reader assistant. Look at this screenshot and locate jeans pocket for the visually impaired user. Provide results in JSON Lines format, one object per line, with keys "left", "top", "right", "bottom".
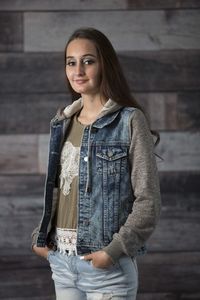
{"left": 90, "top": 260, "right": 121, "bottom": 273}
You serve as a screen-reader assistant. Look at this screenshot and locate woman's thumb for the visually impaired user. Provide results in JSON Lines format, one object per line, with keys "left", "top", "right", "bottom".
{"left": 83, "top": 253, "right": 93, "bottom": 261}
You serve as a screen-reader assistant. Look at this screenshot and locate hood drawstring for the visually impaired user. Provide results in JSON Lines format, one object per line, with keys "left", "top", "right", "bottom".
{"left": 85, "top": 125, "right": 92, "bottom": 194}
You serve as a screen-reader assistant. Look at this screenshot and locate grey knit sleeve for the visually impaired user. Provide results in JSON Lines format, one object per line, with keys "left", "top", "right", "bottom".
{"left": 103, "top": 109, "right": 161, "bottom": 263}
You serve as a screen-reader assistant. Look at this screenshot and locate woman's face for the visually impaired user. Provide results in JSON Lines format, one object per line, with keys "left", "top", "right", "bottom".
{"left": 66, "top": 38, "right": 101, "bottom": 96}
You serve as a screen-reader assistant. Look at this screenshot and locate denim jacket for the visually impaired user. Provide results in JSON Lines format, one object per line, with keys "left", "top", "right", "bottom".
{"left": 32, "top": 99, "right": 161, "bottom": 262}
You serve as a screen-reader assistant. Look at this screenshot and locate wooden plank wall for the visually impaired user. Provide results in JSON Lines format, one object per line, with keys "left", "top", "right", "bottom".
{"left": 0, "top": 1, "right": 200, "bottom": 299}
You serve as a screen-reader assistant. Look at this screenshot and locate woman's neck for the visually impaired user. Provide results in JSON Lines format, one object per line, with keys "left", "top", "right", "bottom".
{"left": 78, "top": 94, "right": 107, "bottom": 125}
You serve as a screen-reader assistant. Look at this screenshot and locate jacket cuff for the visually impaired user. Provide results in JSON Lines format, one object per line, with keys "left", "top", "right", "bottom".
{"left": 102, "top": 238, "right": 124, "bottom": 264}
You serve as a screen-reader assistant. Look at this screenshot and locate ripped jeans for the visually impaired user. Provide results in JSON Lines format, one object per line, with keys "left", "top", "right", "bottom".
{"left": 47, "top": 251, "right": 138, "bottom": 300}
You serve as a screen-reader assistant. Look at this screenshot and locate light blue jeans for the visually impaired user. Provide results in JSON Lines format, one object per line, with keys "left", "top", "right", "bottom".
{"left": 47, "top": 250, "right": 138, "bottom": 300}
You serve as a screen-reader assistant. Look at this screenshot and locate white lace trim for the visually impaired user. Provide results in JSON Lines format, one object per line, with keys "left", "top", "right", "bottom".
{"left": 60, "top": 141, "right": 80, "bottom": 196}
{"left": 55, "top": 228, "right": 77, "bottom": 255}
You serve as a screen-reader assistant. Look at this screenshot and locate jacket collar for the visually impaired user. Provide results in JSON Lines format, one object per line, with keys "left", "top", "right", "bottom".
{"left": 51, "top": 98, "right": 122, "bottom": 128}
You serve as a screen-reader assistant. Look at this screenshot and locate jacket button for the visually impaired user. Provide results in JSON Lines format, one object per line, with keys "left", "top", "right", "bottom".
{"left": 84, "top": 156, "right": 88, "bottom": 162}
{"left": 107, "top": 150, "right": 113, "bottom": 157}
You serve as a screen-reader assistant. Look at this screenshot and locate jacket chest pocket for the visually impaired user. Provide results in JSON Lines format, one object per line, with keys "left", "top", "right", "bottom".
{"left": 96, "top": 147, "right": 128, "bottom": 175}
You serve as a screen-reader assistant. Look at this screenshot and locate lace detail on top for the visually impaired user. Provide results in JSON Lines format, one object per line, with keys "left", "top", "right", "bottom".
{"left": 60, "top": 141, "right": 80, "bottom": 196}
{"left": 55, "top": 228, "right": 77, "bottom": 255}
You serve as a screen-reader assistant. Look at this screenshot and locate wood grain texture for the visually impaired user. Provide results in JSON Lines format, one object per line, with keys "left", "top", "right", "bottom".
{"left": 1, "top": 92, "right": 199, "bottom": 133}
{"left": 137, "top": 91, "right": 200, "bottom": 131}
{"left": 0, "top": 132, "right": 199, "bottom": 174}
{"left": 137, "top": 252, "right": 200, "bottom": 292}
{"left": 24, "top": 10, "right": 200, "bottom": 51}
{"left": 1, "top": 0, "right": 200, "bottom": 11}
{"left": 0, "top": 13, "right": 23, "bottom": 52}
{"left": 0, "top": 251, "right": 199, "bottom": 297}
{"left": 0, "top": 171, "right": 199, "bottom": 196}
{"left": 0, "top": 175, "right": 45, "bottom": 196}
{"left": 0, "top": 51, "right": 199, "bottom": 93}
{"left": 120, "top": 50, "right": 200, "bottom": 92}
{"left": 177, "top": 91, "right": 200, "bottom": 130}
{"left": 0, "top": 0, "right": 200, "bottom": 10}
{"left": 0, "top": 197, "right": 199, "bottom": 251}
{"left": 157, "top": 132, "right": 200, "bottom": 171}
{"left": 0, "top": 93, "right": 70, "bottom": 134}
{"left": 0, "top": 135, "right": 38, "bottom": 174}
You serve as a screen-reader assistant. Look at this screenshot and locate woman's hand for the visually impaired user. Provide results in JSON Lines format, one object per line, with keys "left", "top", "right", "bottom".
{"left": 32, "top": 245, "right": 50, "bottom": 259}
{"left": 84, "top": 250, "right": 113, "bottom": 269}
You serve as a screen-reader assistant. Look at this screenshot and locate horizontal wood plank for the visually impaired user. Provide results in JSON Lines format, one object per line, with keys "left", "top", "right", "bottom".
{"left": 1, "top": 92, "right": 200, "bottom": 133}
{"left": 0, "top": 135, "right": 38, "bottom": 174}
{"left": 0, "top": 93, "right": 70, "bottom": 134}
{"left": 0, "top": 132, "right": 199, "bottom": 174}
{"left": 0, "top": 267, "right": 55, "bottom": 298}
{"left": 0, "top": 171, "right": 199, "bottom": 197}
{"left": 137, "top": 252, "right": 200, "bottom": 293}
{"left": 120, "top": 50, "right": 200, "bottom": 92}
{"left": 0, "top": 205, "right": 199, "bottom": 251}
{"left": 0, "top": 252, "right": 199, "bottom": 297}
{"left": 1, "top": 297, "right": 55, "bottom": 300}
{"left": 0, "top": 51, "right": 199, "bottom": 93}
{"left": 1, "top": 0, "right": 200, "bottom": 11}
{"left": 38, "top": 131, "right": 200, "bottom": 173}
{"left": 0, "top": 13, "right": 23, "bottom": 52}
{"left": 0, "top": 175, "right": 45, "bottom": 196}
{"left": 0, "top": 0, "right": 200, "bottom": 10}
{"left": 157, "top": 132, "right": 200, "bottom": 171}
{"left": 137, "top": 294, "right": 177, "bottom": 300}
{"left": 137, "top": 293, "right": 200, "bottom": 300}
{"left": 24, "top": 10, "right": 200, "bottom": 51}
{"left": 136, "top": 92, "right": 200, "bottom": 131}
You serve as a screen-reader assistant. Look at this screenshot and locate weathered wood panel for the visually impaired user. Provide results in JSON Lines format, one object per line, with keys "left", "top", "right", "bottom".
{"left": 38, "top": 132, "right": 200, "bottom": 173}
{"left": 1, "top": 92, "right": 200, "bottom": 133}
{"left": 0, "top": 171, "right": 199, "bottom": 197}
{"left": 5, "top": 0, "right": 200, "bottom": 11}
{"left": 1, "top": 298, "right": 54, "bottom": 300}
{"left": 137, "top": 252, "right": 200, "bottom": 293}
{"left": 0, "top": 266, "right": 54, "bottom": 298}
{"left": 148, "top": 211, "right": 200, "bottom": 252}
{"left": 0, "top": 252, "right": 199, "bottom": 297}
{"left": 0, "top": 196, "right": 43, "bottom": 216}
{"left": 157, "top": 132, "right": 200, "bottom": 171}
{"left": 0, "top": 93, "right": 70, "bottom": 134}
{"left": 0, "top": 51, "right": 199, "bottom": 93}
{"left": 0, "top": 175, "right": 45, "bottom": 196}
{"left": 24, "top": 10, "right": 200, "bottom": 52}
{"left": 137, "top": 92, "right": 200, "bottom": 131}
{"left": 137, "top": 294, "right": 200, "bottom": 300}
{"left": 0, "top": 13, "right": 23, "bottom": 52}
{"left": 159, "top": 171, "right": 200, "bottom": 194}
{"left": 0, "top": 0, "right": 200, "bottom": 10}
{"left": 120, "top": 50, "right": 200, "bottom": 92}
{"left": 0, "top": 201, "right": 199, "bottom": 251}
{"left": 0, "top": 135, "right": 38, "bottom": 174}
{"left": 0, "top": 132, "right": 199, "bottom": 174}
{"left": 180, "top": 294, "right": 200, "bottom": 300}
{"left": 137, "top": 294, "right": 177, "bottom": 300}
{"left": 177, "top": 92, "right": 200, "bottom": 130}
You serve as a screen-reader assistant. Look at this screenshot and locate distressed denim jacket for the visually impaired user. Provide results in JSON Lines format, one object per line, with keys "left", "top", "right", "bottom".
{"left": 32, "top": 99, "right": 161, "bottom": 262}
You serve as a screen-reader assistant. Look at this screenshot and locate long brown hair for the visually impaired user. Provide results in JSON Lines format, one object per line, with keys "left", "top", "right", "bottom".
{"left": 64, "top": 27, "right": 159, "bottom": 145}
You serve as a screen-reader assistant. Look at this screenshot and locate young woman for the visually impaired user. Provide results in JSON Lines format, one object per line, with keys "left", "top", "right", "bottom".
{"left": 32, "top": 27, "right": 161, "bottom": 300}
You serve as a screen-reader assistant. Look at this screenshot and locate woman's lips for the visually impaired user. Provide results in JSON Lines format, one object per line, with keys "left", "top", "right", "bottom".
{"left": 74, "top": 79, "right": 88, "bottom": 84}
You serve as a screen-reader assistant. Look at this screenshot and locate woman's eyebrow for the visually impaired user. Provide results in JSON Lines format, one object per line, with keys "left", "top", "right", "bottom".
{"left": 66, "top": 53, "right": 97, "bottom": 59}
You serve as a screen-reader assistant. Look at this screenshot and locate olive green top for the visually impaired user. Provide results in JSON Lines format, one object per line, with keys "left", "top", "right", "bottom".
{"left": 55, "top": 113, "right": 84, "bottom": 229}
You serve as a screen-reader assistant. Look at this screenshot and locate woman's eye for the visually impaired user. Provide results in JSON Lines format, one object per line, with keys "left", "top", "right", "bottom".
{"left": 83, "top": 59, "right": 94, "bottom": 65}
{"left": 66, "top": 61, "right": 76, "bottom": 66}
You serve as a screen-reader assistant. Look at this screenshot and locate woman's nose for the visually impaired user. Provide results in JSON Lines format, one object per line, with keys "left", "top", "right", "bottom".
{"left": 75, "top": 62, "right": 85, "bottom": 75}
